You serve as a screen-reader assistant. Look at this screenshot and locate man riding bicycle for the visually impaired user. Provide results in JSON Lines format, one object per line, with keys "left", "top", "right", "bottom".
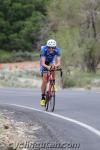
{"left": 40, "top": 39, "right": 61, "bottom": 106}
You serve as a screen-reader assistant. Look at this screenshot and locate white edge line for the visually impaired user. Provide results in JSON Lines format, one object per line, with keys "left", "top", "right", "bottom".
{"left": 3, "top": 103, "right": 100, "bottom": 138}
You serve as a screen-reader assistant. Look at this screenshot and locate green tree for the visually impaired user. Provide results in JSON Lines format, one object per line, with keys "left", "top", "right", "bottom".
{"left": 0, "top": 0, "right": 49, "bottom": 51}
{"left": 80, "top": 0, "right": 100, "bottom": 72}
{"left": 47, "top": 0, "right": 82, "bottom": 68}
{"left": 47, "top": 0, "right": 100, "bottom": 72}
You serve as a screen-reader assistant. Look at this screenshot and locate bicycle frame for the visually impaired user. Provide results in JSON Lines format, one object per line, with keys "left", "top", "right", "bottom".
{"left": 47, "top": 71, "right": 55, "bottom": 98}
{"left": 44, "top": 68, "right": 62, "bottom": 112}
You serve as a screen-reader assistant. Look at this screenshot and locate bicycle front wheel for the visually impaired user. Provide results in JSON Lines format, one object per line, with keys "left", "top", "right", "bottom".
{"left": 50, "top": 87, "right": 55, "bottom": 112}
{"left": 45, "top": 85, "right": 55, "bottom": 112}
{"left": 45, "top": 91, "right": 49, "bottom": 111}
{"left": 47, "top": 85, "right": 55, "bottom": 112}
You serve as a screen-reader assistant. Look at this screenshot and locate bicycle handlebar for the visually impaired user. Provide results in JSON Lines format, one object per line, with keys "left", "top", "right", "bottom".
{"left": 42, "top": 67, "right": 63, "bottom": 77}
{"left": 49, "top": 68, "right": 63, "bottom": 77}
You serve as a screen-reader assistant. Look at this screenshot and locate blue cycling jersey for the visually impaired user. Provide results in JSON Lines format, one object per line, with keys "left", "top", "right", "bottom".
{"left": 40, "top": 45, "right": 61, "bottom": 64}
{"left": 40, "top": 45, "right": 61, "bottom": 75}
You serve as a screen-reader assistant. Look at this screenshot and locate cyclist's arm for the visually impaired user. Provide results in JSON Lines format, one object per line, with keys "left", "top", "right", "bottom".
{"left": 41, "top": 57, "right": 50, "bottom": 70}
{"left": 55, "top": 48, "right": 61, "bottom": 68}
{"left": 55, "top": 56, "right": 61, "bottom": 68}
{"left": 41, "top": 47, "right": 50, "bottom": 70}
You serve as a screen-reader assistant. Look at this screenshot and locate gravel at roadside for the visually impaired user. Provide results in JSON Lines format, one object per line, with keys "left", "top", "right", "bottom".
{"left": 0, "top": 108, "right": 40, "bottom": 150}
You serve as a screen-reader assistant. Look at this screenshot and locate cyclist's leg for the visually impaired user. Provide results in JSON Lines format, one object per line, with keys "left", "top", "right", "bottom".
{"left": 40, "top": 66, "right": 48, "bottom": 106}
{"left": 41, "top": 73, "right": 48, "bottom": 96}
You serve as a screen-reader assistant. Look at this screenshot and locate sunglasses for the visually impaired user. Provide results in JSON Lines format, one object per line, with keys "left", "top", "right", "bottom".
{"left": 48, "top": 47, "right": 56, "bottom": 49}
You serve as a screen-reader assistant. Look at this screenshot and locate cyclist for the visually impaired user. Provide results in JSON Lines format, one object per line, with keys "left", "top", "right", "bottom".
{"left": 40, "top": 39, "right": 61, "bottom": 106}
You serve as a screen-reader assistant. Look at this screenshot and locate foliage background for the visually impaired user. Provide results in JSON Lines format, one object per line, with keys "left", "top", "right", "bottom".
{"left": 0, "top": 0, "right": 100, "bottom": 87}
{"left": 0, "top": 0, "right": 48, "bottom": 51}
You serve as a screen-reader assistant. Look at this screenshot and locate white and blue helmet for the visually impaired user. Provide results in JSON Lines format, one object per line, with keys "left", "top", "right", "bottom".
{"left": 47, "top": 39, "right": 56, "bottom": 47}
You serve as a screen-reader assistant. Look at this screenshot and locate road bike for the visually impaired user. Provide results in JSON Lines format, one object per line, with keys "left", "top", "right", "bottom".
{"left": 44, "top": 67, "right": 62, "bottom": 112}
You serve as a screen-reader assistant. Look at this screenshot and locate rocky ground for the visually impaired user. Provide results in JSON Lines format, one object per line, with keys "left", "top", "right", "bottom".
{"left": 0, "top": 107, "right": 41, "bottom": 150}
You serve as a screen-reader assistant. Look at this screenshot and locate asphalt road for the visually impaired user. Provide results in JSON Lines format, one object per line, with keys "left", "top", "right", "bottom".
{"left": 0, "top": 88, "right": 100, "bottom": 150}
